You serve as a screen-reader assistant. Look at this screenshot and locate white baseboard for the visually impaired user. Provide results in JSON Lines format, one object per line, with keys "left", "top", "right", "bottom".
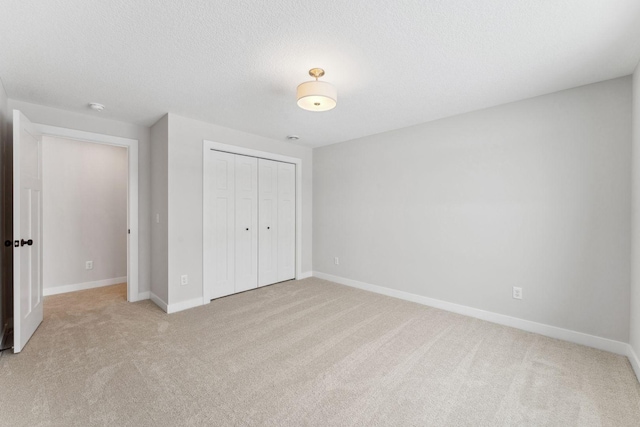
{"left": 297, "top": 271, "right": 313, "bottom": 280}
{"left": 150, "top": 293, "right": 204, "bottom": 314}
{"left": 312, "top": 271, "right": 630, "bottom": 356}
{"left": 167, "top": 297, "right": 204, "bottom": 314}
{"left": 132, "top": 291, "right": 150, "bottom": 302}
{"left": 627, "top": 345, "right": 640, "bottom": 382}
{"left": 44, "top": 277, "right": 127, "bottom": 296}
{"left": 150, "top": 292, "right": 168, "bottom": 312}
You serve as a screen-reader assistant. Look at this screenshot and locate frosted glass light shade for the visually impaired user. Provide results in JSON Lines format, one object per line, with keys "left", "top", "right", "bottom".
{"left": 296, "top": 80, "right": 337, "bottom": 111}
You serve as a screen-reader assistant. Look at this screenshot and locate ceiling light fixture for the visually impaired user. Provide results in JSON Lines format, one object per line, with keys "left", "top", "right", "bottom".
{"left": 88, "top": 102, "right": 105, "bottom": 112}
{"left": 296, "top": 68, "right": 337, "bottom": 112}
{"left": 287, "top": 135, "right": 300, "bottom": 140}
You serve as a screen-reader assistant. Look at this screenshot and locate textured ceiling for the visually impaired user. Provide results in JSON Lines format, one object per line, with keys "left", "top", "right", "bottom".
{"left": 1, "top": 0, "right": 640, "bottom": 147}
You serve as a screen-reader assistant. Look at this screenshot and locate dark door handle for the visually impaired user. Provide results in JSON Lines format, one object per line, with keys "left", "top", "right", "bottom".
{"left": 246, "top": 228, "right": 249, "bottom": 231}
{"left": 4, "top": 240, "right": 11, "bottom": 247}
{"left": 267, "top": 227, "right": 270, "bottom": 230}
{"left": 20, "top": 239, "right": 33, "bottom": 247}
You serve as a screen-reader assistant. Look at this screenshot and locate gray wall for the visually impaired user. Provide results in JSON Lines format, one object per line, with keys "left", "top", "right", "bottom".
{"left": 314, "top": 77, "right": 632, "bottom": 342}
{"left": 42, "top": 136, "right": 127, "bottom": 290}
{"left": 631, "top": 65, "right": 640, "bottom": 356}
{"left": 165, "top": 113, "right": 313, "bottom": 306}
{"left": 150, "top": 115, "right": 169, "bottom": 303}
{"left": 7, "top": 100, "right": 152, "bottom": 295}
{"left": 0, "top": 78, "right": 9, "bottom": 335}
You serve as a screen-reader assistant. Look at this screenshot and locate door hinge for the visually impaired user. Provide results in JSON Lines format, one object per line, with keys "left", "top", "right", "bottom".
{"left": 128, "top": 229, "right": 130, "bottom": 234}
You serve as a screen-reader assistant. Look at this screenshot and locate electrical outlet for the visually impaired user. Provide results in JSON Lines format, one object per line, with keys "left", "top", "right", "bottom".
{"left": 334, "top": 257, "right": 339, "bottom": 265}
{"left": 181, "top": 275, "right": 188, "bottom": 286}
{"left": 513, "top": 287, "right": 523, "bottom": 300}
{"left": 86, "top": 261, "right": 93, "bottom": 270}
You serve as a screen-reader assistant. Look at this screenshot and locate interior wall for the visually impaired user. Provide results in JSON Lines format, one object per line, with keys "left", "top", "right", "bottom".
{"left": 150, "top": 115, "right": 169, "bottom": 303}
{"left": 0, "top": 78, "right": 9, "bottom": 335}
{"left": 631, "top": 65, "right": 640, "bottom": 359}
{"left": 165, "top": 113, "right": 313, "bottom": 307}
{"left": 42, "top": 136, "right": 127, "bottom": 291}
{"left": 7, "top": 100, "right": 152, "bottom": 296}
{"left": 314, "top": 76, "right": 632, "bottom": 342}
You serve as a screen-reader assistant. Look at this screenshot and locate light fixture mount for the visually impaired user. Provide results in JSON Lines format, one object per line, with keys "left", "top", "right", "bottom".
{"left": 296, "top": 68, "right": 337, "bottom": 112}
{"left": 308, "top": 68, "right": 325, "bottom": 79}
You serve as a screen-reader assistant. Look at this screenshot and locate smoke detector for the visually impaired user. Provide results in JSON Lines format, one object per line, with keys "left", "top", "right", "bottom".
{"left": 88, "top": 103, "right": 105, "bottom": 112}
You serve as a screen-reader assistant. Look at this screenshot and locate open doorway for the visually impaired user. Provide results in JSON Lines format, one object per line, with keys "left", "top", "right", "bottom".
{"left": 36, "top": 124, "right": 139, "bottom": 302}
{"left": 42, "top": 136, "right": 128, "bottom": 298}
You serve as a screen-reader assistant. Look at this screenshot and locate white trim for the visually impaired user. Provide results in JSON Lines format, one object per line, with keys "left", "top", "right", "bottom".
{"left": 627, "top": 345, "right": 640, "bottom": 382}
{"left": 43, "top": 277, "right": 127, "bottom": 296}
{"left": 313, "top": 271, "right": 630, "bottom": 356}
{"left": 297, "top": 271, "right": 313, "bottom": 279}
{"left": 35, "top": 124, "right": 140, "bottom": 303}
{"left": 202, "top": 140, "right": 304, "bottom": 302}
{"left": 150, "top": 292, "right": 168, "bottom": 312}
{"left": 35, "top": 125, "right": 136, "bottom": 147}
{"left": 203, "top": 142, "right": 302, "bottom": 165}
{"left": 167, "top": 297, "right": 204, "bottom": 314}
{"left": 136, "top": 291, "right": 150, "bottom": 301}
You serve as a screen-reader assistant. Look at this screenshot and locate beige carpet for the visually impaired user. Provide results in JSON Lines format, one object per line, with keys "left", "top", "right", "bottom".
{"left": 1, "top": 278, "right": 639, "bottom": 426}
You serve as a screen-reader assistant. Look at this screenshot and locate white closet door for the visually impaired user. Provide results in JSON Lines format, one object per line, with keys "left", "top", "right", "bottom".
{"left": 235, "top": 155, "right": 258, "bottom": 292}
{"left": 258, "top": 159, "right": 279, "bottom": 287}
{"left": 277, "top": 162, "right": 296, "bottom": 282}
{"left": 204, "top": 150, "right": 236, "bottom": 300}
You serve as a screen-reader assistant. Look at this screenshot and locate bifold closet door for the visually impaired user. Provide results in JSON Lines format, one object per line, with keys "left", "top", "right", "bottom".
{"left": 205, "top": 149, "right": 293, "bottom": 299}
{"left": 277, "top": 162, "right": 295, "bottom": 282}
{"left": 204, "top": 150, "right": 236, "bottom": 300}
{"left": 258, "top": 159, "right": 279, "bottom": 286}
{"left": 234, "top": 155, "right": 258, "bottom": 293}
{"left": 259, "top": 159, "right": 296, "bottom": 287}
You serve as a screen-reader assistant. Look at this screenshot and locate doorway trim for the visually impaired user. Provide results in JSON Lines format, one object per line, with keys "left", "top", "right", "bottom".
{"left": 202, "top": 140, "right": 303, "bottom": 303}
{"left": 35, "top": 124, "right": 141, "bottom": 302}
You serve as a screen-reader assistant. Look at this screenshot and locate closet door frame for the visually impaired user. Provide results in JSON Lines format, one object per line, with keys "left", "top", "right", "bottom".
{"left": 202, "top": 140, "right": 303, "bottom": 303}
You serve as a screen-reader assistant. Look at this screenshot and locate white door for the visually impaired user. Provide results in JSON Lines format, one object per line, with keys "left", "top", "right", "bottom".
{"left": 258, "top": 159, "right": 279, "bottom": 287}
{"left": 204, "top": 150, "right": 236, "bottom": 300}
{"left": 234, "top": 155, "right": 258, "bottom": 293}
{"left": 277, "top": 162, "right": 296, "bottom": 282}
{"left": 13, "top": 110, "right": 43, "bottom": 353}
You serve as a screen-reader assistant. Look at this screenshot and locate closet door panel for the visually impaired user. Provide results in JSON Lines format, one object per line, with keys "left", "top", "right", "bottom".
{"left": 258, "top": 159, "right": 279, "bottom": 287}
{"left": 235, "top": 155, "right": 258, "bottom": 292}
{"left": 204, "top": 150, "right": 236, "bottom": 300}
{"left": 277, "top": 162, "right": 296, "bottom": 282}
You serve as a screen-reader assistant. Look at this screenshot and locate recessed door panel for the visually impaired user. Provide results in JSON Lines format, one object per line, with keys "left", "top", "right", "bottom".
{"left": 214, "top": 197, "right": 231, "bottom": 290}
{"left": 30, "top": 188, "right": 42, "bottom": 310}
{"left": 215, "top": 159, "right": 229, "bottom": 189}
